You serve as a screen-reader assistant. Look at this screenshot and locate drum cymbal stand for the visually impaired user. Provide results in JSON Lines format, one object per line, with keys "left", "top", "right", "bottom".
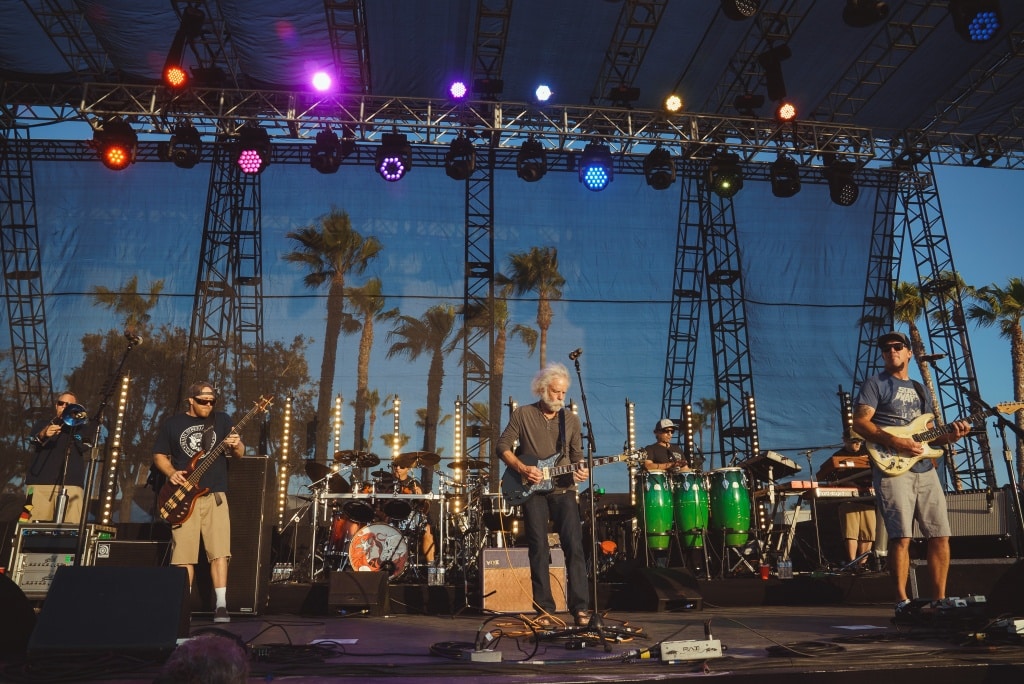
{"left": 279, "top": 493, "right": 316, "bottom": 582}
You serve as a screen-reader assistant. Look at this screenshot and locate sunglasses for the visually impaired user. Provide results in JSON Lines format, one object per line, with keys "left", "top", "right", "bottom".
{"left": 881, "top": 343, "right": 906, "bottom": 352}
{"left": 192, "top": 397, "right": 216, "bottom": 406}
{"left": 658, "top": 428, "right": 676, "bottom": 433}
{"left": 56, "top": 400, "right": 69, "bottom": 407}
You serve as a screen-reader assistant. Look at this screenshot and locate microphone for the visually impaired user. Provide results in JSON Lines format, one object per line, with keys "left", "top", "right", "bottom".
{"left": 568, "top": 348, "right": 583, "bottom": 360}
{"left": 919, "top": 353, "right": 945, "bottom": 363}
{"left": 124, "top": 329, "right": 143, "bottom": 345}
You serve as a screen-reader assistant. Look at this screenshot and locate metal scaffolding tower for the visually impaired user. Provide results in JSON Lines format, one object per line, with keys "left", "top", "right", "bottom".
{"left": 0, "top": 125, "right": 53, "bottom": 416}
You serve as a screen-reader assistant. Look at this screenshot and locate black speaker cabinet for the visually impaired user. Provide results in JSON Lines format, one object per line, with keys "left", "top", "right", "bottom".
{"left": 27, "top": 566, "right": 189, "bottom": 659}
{"left": 328, "top": 571, "right": 390, "bottom": 616}
{"left": 191, "top": 456, "right": 275, "bottom": 616}
{"left": 629, "top": 566, "right": 703, "bottom": 612}
{"left": 0, "top": 572, "right": 35, "bottom": 659}
{"left": 481, "top": 547, "right": 566, "bottom": 613}
{"left": 93, "top": 540, "right": 170, "bottom": 567}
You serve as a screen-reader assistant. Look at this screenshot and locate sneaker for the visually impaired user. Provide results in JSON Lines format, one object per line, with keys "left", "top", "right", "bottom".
{"left": 531, "top": 614, "right": 559, "bottom": 630}
{"left": 213, "top": 606, "right": 231, "bottom": 623}
{"left": 893, "top": 599, "right": 913, "bottom": 618}
{"left": 574, "top": 611, "right": 591, "bottom": 627}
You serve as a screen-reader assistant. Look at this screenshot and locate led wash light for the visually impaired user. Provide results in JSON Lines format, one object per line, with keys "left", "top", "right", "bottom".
{"left": 578, "top": 142, "right": 613, "bottom": 192}
{"left": 234, "top": 125, "right": 271, "bottom": 175}
{"left": 375, "top": 133, "right": 411, "bottom": 182}
{"left": 94, "top": 118, "right": 137, "bottom": 171}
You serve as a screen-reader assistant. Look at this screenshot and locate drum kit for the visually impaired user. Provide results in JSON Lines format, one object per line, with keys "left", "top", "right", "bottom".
{"left": 637, "top": 466, "right": 753, "bottom": 576}
{"left": 286, "top": 452, "right": 510, "bottom": 584}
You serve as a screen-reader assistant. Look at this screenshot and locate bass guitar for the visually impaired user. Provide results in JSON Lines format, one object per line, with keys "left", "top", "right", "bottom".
{"left": 501, "top": 449, "right": 644, "bottom": 506}
{"left": 157, "top": 395, "right": 273, "bottom": 525}
{"left": 866, "top": 401, "right": 1024, "bottom": 476}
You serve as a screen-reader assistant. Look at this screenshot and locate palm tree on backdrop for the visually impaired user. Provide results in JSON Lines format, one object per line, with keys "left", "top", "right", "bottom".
{"left": 966, "top": 276, "right": 1024, "bottom": 482}
{"left": 485, "top": 295, "right": 538, "bottom": 478}
{"left": 697, "top": 397, "right": 727, "bottom": 468}
{"left": 386, "top": 304, "right": 458, "bottom": 490}
{"left": 497, "top": 246, "right": 565, "bottom": 368}
{"left": 283, "top": 208, "right": 383, "bottom": 464}
{"left": 352, "top": 388, "right": 382, "bottom": 452}
{"left": 91, "top": 275, "right": 164, "bottom": 333}
{"left": 341, "top": 278, "right": 398, "bottom": 450}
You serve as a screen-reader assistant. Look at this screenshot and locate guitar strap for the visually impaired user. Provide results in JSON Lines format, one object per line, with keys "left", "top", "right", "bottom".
{"left": 912, "top": 380, "right": 931, "bottom": 413}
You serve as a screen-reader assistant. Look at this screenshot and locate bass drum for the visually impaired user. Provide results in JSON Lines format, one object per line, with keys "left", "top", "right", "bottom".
{"left": 348, "top": 523, "right": 409, "bottom": 579}
{"left": 709, "top": 467, "right": 751, "bottom": 547}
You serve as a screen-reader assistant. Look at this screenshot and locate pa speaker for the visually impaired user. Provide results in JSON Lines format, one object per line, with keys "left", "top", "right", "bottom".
{"left": 0, "top": 572, "right": 35, "bottom": 659}
{"left": 27, "top": 566, "right": 189, "bottom": 659}
{"left": 629, "top": 566, "right": 703, "bottom": 612}
{"left": 328, "top": 571, "right": 390, "bottom": 616}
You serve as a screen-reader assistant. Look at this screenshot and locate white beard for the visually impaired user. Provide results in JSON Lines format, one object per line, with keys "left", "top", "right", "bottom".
{"left": 541, "top": 397, "right": 564, "bottom": 413}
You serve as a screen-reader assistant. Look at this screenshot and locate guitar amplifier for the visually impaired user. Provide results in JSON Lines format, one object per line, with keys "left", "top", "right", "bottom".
{"left": 914, "top": 489, "right": 1012, "bottom": 539}
{"left": 481, "top": 547, "right": 566, "bottom": 613}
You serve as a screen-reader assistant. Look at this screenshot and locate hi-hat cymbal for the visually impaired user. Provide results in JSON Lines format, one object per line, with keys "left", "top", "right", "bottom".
{"left": 395, "top": 451, "right": 440, "bottom": 468}
{"left": 370, "top": 469, "right": 393, "bottom": 480}
{"left": 446, "top": 458, "right": 489, "bottom": 470}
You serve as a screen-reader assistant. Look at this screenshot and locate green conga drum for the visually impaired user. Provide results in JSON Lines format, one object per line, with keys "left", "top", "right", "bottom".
{"left": 709, "top": 467, "right": 751, "bottom": 547}
{"left": 672, "top": 471, "right": 709, "bottom": 548}
{"left": 640, "top": 471, "right": 673, "bottom": 550}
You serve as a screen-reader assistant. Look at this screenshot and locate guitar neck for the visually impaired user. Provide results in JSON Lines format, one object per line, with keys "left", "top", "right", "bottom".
{"left": 914, "top": 409, "right": 987, "bottom": 443}
{"left": 543, "top": 453, "right": 627, "bottom": 477}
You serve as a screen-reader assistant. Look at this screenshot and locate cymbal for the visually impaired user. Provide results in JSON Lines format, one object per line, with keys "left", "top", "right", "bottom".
{"left": 333, "top": 450, "right": 359, "bottom": 464}
{"left": 357, "top": 452, "right": 380, "bottom": 468}
{"left": 370, "top": 469, "right": 393, "bottom": 479}
{"left": 303, "top": 460, "right": 351, "bottom": 493}
{"left": 305, "top": 461, "right": 332, "bottom": 482}
{"left": 397, "top": 451, "right": 440, "bottom": 467}
{"left": 446, "top": 458, "right": 489, "bottom": 470}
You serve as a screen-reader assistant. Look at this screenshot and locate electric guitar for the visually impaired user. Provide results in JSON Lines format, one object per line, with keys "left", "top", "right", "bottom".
{"left": 866, "top": 402, "right": 1024, "bottom": 476}
{"left": 501, "top": 449, "right": 644, "bottom": 506}
{"left": 157, "top": 396, "right": 273, "bottom": 525}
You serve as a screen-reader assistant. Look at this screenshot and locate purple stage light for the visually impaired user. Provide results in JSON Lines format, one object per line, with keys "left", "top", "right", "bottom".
{"left": 311, "top": 71, "right": 332, "bottom": 92}
{"left": 449, "top": 81, "right": 468, "bottom": 99}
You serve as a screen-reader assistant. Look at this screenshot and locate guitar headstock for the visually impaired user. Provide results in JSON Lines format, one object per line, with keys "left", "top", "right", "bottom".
{"left": 995, "top": 401, "right": 1024, "bottom": 415}
{"left": 254, "top": 395, "right": 274, "bottom": 412}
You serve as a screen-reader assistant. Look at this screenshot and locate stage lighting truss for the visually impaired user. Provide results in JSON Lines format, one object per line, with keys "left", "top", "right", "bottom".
{"left": 824, "top": 160, "right": 860, "bottom": 206}
{"left": 643, "top": 145, "right": 676, "bottom": 190}
{"left": 720, "top": 0, "right": 760, "bottom": 21}
{"left": 234, "top": 125, "right": 271, "bottom": 175}
{"left": 444, "top": 135, "right": 476, "bottom": 180}
{"left": 578, "top": 142, "right": 614, "bottom": 192}
{"left": 159, "top": 123, "right": 202, "bottom": 169}
{"left": 93, "top": 117, "right": 137, "bottom": 171}
{"left": 375, "top": 132, "right": 411, "bottom": 182}
{"left": 708, "top": 152, "right": 743, "bottom": 198}
{"left": 163, "top": 5, "right": 205, "bottom": 90}
{"left": 309, "top": 126, "right": 354, "bottom": 174}
{"left": 770, "top": 156, "right": 801, "bottom": 198}
{"left": 950, "top": 0, "right": 1001, "bottom": 43}
{"left": 842, "top": 0, "right": 889, "bottom": 27}
{"left": 516, "top": 138, "right": 547, "bottom": 182}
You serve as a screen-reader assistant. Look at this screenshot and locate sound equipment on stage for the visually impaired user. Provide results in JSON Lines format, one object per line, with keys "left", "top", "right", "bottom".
{"left": 480, "top": 547, "right": 566, "bottom": 613}
{"left": 738, "top": 450, "right": 800, "bottom": 482}
{"left": 628, "top": 566, "right": 702, "bottom": 612}
{"left": 0, "top": 572, "right": 35, "bottom": 659}
{"left": 914, "top": 489, "right": 1018, "bottom": 557}
{"left": 27, "top": 566, "right": 189, "bottom": 659}
{"left": 328, "top": 571, "right": 390, "bottom": 616}
{"left": 92, "top": 540, "right": 169, "bottom": 567}
{"left": 8, "top": 523, "right": 115, "bottom": 598}
{"left": 188, "top": 456, "right": 275, "bottom": 615}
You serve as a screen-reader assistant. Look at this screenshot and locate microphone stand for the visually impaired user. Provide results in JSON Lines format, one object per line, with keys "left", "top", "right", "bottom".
{"left": 73, "top": 334, "right": 141, "bottom": 566}
{"left": 567, "top": 353, "right": 616, "bottom": 650}
{"left": 960, "top": 386, "right": 1024, "bottom": 558}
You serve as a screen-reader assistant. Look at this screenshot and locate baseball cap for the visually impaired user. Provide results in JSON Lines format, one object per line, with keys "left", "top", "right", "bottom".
{"left": 876, "top": 331, "right": 910, "bottom": 348}
{"left": 654, "top": 418, "right": 677, "bottom": 432}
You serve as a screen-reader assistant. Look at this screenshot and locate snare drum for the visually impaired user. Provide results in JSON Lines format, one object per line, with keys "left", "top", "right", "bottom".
{"left": 641, "top": 471, "right": 674, "bottom": 550}
{"left": 672, "top": 471, "right": 709, "bottom": 548}
{"left": 348, "top": 523, "right": 409, "bottom": 579}
{"left": 709, "top": 467, "right": 751, "bottom": 546}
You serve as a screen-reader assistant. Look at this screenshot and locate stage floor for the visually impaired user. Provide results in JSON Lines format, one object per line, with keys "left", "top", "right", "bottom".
{"left": 3, "top": 570, "right": 1024, "bottom": 684}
